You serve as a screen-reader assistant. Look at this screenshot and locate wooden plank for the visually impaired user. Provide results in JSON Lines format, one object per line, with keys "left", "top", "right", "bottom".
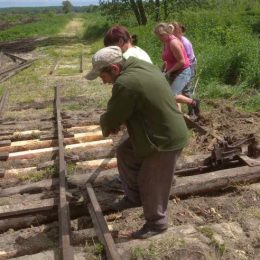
{"left": 0, "top": 131, "right": 103, "bottom": 153}
{"left": 6, "top": 139, "right": 113, "bottom": 160}
{"left": 3, "top": 167, "right": 37, "bottom": 178}
{"left": 76, "top": 158, "right": 117, "bottom": 170}
{"left": 66, "top": 124, "right": 100, "bottom": 133}
{"left": 0, "top": 198, "right": 57, "bottom": 219}
{"left": 0, "top": 178, "right": 59, "bottom": 197}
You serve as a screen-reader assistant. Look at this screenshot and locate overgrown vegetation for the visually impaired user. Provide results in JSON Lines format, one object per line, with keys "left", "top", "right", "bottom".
{"left": 0, "top": 0, "right": 259, "bottom": 111}
{"left": 83, "top": 0, "right": 260, "bottom": 111}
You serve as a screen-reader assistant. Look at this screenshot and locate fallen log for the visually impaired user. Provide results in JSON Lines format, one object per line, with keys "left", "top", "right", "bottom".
{"left": 0, "top": 201, "right": 86, "bottom": 233}
{"left": 0, "top": 178, "right": 59, "bottom": 197}
{"left": 171, "top": 165, "right": 260, "bottom": 198}
{"left": 2, "top": 162, "right": 259, "bottom": 199}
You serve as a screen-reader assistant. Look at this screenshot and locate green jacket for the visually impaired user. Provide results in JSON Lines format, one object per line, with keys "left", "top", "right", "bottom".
{"left": 100, "top": 57, "right": 188, "bottom": 158}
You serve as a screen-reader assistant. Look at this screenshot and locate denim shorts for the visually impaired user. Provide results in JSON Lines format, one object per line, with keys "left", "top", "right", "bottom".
{"left": 170, "top": 67, "right": 192, "bottom": 97}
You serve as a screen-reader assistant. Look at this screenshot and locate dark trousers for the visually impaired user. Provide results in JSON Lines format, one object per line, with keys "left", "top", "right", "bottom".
{"left": 116, "top": 138, "right": 181, "bottom": 229}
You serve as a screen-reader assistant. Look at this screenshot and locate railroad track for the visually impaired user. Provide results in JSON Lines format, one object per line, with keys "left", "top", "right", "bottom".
{"left": 0, "top": 88, "right": 8, "bottom": 120}
{"left": 0, "top": 85, "right": 259, "bottom": 259}
{"left": 0, "top": 87, "right": 120, "bottom": 259}
{"left": 0, "top": 52, "right": 35, "bottom": 84}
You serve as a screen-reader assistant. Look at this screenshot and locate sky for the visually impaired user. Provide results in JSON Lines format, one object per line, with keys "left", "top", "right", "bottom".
{"left": 0, "top": 0, "right": 99, "bottom": 8}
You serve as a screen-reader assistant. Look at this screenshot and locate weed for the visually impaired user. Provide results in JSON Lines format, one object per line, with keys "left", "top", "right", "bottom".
{"left": 131, "top": 237, "right": 180, "bottom": 259}
{"left": 93, "top": 243, "right": 104, "bottom": 255}
{"left": 18, "top": 166, "right": 57, "bottom": 182}
{"left": 198, "top": 226, "right": 214, "bottom": 240}
{"left": 198, "top": 226, "right": 226, "bottom": 256}
{"left": 131, "top": 246, "right": 145, "bottom": 258}
{"left": 84, "top": 240, "right": 103, "bottom": 259}
{"left": 66, "top": 163, "right": 76, "bottom": 175}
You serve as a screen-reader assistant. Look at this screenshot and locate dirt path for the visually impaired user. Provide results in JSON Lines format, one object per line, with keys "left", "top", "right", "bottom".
{"left": 58, "top": 17, "right": 85, "bottom": 37}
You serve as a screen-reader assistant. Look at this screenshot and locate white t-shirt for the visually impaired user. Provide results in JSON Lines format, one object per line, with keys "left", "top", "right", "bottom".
{"left": 123, "top": 46, "right": 153, "bottom": 64}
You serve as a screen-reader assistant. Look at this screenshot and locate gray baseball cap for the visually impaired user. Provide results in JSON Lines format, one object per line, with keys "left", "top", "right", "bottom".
{"left": 85, "top": 46, "right": 123, "bottom": 80}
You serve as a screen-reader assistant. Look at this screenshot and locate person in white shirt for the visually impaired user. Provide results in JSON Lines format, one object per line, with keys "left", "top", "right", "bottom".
{"left": 104, "top": 25, "right": 152, "bottom": 64}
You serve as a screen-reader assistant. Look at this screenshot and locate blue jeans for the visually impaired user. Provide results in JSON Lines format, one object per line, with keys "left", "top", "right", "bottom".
{"left": 170, "top": 67, "right": 192, "bottom": 97}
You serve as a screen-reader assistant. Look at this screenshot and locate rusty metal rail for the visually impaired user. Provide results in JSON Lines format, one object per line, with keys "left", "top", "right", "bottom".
{"left": 85, "top": 183, "right": 121, "bottom": 260}
{"left": 0, "top": 60, "right": 35, "bottom": 83}
{"left": 55, "top": 85, "right": 74, "bottom": 260}
{"left": 0, "top": 88, "right": 8, "bottom": 119}
{"left": 3, "top": 52, "right": 27, "bottom": 63}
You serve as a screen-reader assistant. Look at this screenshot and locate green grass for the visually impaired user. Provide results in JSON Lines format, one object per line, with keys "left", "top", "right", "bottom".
{"left": 102, "top": 1, "right": 259, "bottom": 112}
{"left": 0, "top": 13, "right": 73, "bottom": 41}
{"left": 1, "top": 2, "right": 259, "bottom": 112}
{"left": 198, "top": 226, "right": 226, "bottom": 256}
{"left": 19, "top": 166, "right": 58, "bottom": 182}
{"left": 131, "top": 237, "right": 184, "bottom": 259}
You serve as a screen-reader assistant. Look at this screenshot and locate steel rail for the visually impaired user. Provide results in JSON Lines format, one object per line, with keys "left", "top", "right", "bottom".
{"left": 0, "top": 60, "right": 30, "bottom": 77}
{"left": 3, "top": 52, "right": 27, "bottom": 63}
{"left": 55, "top": 85, "right": 74, "bottom": 260}
{"left": 85, "top": 183, "right": 121, "bottom": 260}
{"left": 0, "top": 60, "right": 35, "bottom": 84}
{"left": 0, "top": 89, "right": 8, "bottom": 119}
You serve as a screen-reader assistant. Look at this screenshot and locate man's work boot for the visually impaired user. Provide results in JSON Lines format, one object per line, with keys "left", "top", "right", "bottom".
{"left": 111, "top": 196, "right": 141, "bottom": 211}
{"left": 131, "top": 224, "right": 167, "bottom": 239}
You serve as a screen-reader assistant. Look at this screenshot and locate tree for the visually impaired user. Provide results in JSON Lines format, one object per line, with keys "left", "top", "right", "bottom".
{"left": 62, "top": 0, "right": 73, "bottom": 14}
{"left": 129, "top": 0, "right": 147, "bottom": 25}
{"left": 99, "top": 0, "right": 147, "bottom": 26}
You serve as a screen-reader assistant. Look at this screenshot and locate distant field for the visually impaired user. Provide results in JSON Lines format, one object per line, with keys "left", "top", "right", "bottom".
{"left": 0, "top": 13, "right": 73, "bottom": 41}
